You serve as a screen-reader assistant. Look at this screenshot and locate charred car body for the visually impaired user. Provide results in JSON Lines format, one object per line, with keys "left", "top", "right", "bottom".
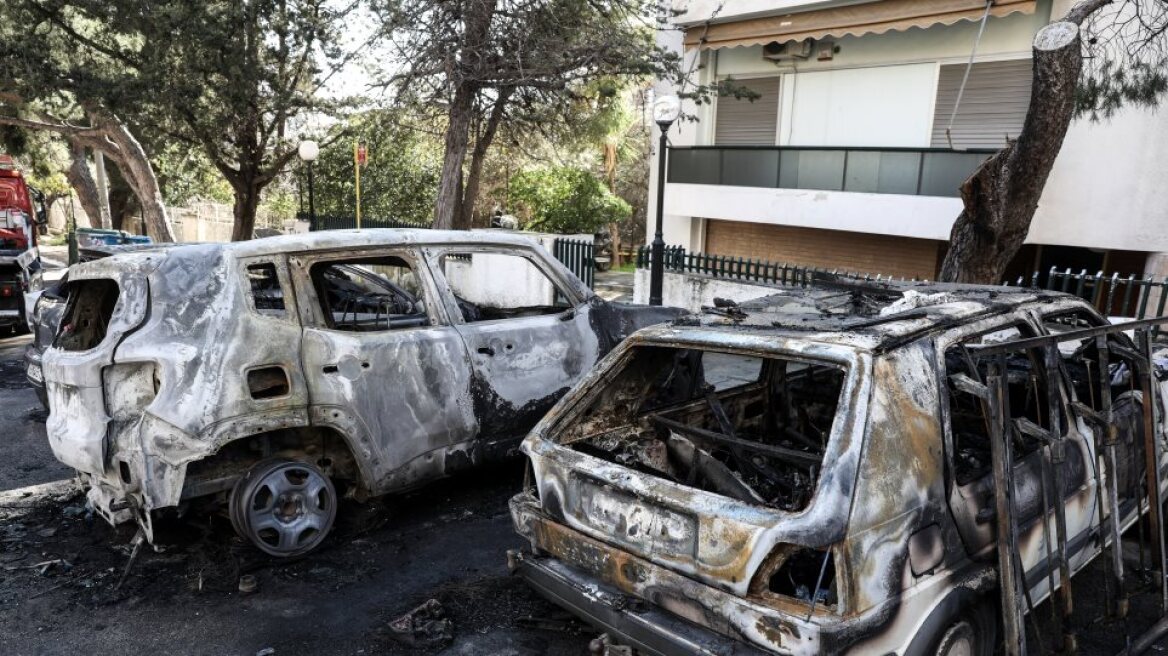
{"left": 510, "top": 283, "right": 1168, "bottom": 655}
{"left": 41, "top": 230, "right": 679, "bottom": 557}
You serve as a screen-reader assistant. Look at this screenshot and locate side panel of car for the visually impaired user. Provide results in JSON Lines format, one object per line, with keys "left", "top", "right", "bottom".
{"left": 291, "top": 247, "right": 480, "bottom": 494}
{"left": 423, "top": 245, "right": 602, "bottom": 442}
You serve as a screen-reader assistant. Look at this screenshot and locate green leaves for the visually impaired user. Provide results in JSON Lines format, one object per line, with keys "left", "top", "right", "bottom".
{"left": 509, "top": 166, "right": 630, "bottom": 235}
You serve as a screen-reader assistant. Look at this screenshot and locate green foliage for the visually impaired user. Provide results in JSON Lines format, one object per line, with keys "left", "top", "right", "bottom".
{"left": 509, "top": 167, "right": 630, "bottom": 235}
{"left": 307, "top": 111, "right": 440, "bottom": 226}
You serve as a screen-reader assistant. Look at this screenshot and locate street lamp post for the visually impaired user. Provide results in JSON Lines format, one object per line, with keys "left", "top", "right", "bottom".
{"left": 298, "top": 140, "right": 319, "bottom": 231}
{"left": 649, "top": 95, "right": 680, "bottom": 306}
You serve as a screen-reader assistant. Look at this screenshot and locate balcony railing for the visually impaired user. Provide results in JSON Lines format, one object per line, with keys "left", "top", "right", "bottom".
{"left": 666, "top": 145, "right": 997, "bottom": 198}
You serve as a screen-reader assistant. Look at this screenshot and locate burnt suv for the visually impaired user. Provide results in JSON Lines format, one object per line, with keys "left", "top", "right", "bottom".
{"left": 509, "top": 283, "right": 1167, "bottom": 655}
{"left": 41, "top": 230, "right": 679, "bottom": 557}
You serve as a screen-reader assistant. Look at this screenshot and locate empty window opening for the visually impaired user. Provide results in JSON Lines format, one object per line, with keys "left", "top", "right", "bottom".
{"left": 1042, "top": 310, "right": 1145, "bottom": 498}
{"left": 559, "top": 346, "right": 846, "bottom": 512}
{"left": 945, "top": 325, "right": 1063, "bottom": 486}
{"left": 311, "top": 257, "right": 427, "bottom": 332}
{"left": 247, "top": 263, "right": 286, "bottom": 316}
{"left": 439, "top": 251, "right": 572, "bottom": 322}
{"left": 757, "top": 548, "right": 838, "bottom": 609}
{"left": 56, "top": 279, "right": 120, "bottom": 351}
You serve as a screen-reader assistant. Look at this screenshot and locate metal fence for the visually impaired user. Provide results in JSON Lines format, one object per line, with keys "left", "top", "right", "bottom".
{"left": 637, "top": 246, "right": 1168, "bottom": 320}
{"left": 1009, "top": 267, "right": 1168, "bottom": 320}
{"left": 552, "top": 238, "right": 594, "bottom": 289}
{"left": 635, "top": 245, "right": 914, "bottom": 287}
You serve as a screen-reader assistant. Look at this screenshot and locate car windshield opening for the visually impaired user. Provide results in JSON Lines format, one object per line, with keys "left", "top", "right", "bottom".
{"left": 557, "top": 346, "right": 847, "bottom": 511}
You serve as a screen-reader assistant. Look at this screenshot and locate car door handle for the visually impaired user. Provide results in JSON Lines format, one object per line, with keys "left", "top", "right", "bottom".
{"left": 477, "top": 346, "right": 496, "bottom": 357}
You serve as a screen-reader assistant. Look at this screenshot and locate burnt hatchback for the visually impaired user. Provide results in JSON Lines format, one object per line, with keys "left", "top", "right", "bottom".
{"left": 41, "top": 230, "right": 679, "bottom": 557}
{"left": 510, "top": 282, "right": 1168, "bottom": 655}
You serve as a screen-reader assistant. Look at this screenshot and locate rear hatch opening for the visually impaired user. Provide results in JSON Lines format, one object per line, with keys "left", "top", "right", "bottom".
{"left": 556, "top": 345, "right": 847, "bottom": 512}
{"left": 55, "top": 279, "right": 120, "bottom": 351}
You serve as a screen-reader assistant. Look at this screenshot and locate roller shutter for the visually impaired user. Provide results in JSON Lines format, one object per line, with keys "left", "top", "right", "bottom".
{"left": 714, "top": 77, "right": 780, "bottom": 146}
{"left": 931, "top": 59, "right": 1032, "bottom": 149}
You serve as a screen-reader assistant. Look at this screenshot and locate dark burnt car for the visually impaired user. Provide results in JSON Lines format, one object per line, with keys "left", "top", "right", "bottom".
{"left": 509, "top": 282, "right": 1168, "bottom": 655}
{"left": 41, "top": 230, "right": 681, "bottom": 558}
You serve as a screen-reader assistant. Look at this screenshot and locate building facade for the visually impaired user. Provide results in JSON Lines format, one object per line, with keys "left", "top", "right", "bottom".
{"left": 649, "top": 0, "right": 1168, "bottom": 281}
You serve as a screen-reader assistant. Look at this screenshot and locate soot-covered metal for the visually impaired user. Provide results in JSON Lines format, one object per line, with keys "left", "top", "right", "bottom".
{"left": 38, "top": 230, "right": 681, "bottom": 557}
{"left": 510, "top": 280, "right": 1168, "bottom": 655}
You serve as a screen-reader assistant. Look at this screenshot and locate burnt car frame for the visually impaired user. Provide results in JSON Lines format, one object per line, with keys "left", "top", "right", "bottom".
{"left": 509, "top": 283, "right": 1168, "bottom": 655}
{"left": 41, "top": 230, "right": 679, "bottom": 557}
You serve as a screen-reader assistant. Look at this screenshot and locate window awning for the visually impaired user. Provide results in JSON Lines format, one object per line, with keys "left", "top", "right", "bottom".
{"left": 683, "top": 0, "right": 1038, "bottom": 50}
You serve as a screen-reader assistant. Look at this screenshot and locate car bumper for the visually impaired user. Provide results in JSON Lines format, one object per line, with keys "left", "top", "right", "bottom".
{"left": 508, "top": 548, "right": 768, "bottom": 656}
{"left": 510, "top": 493, "right": 834, "bottom": 655}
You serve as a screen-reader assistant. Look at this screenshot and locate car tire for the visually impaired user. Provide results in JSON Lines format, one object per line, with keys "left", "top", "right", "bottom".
{"left": 229, "top": 458, "right": 337, "bottom": 558}
{"left": 934, "top": 602, "right": 996, "bottom": 656}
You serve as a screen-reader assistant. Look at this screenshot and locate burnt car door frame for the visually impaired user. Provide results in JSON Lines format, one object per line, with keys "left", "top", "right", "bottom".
{"left": 289, "top": 245, "right": 479, "bottom": 494}
{"left": 934, "top": 313, "right": 1099, "bottom": 604}
{"left": 421, "top": 244, "right": 602, "bottom": 444}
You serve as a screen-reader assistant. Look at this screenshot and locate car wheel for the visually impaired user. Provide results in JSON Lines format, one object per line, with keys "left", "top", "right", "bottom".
{"left": 934, "top": 603, "right": 995, "bottom": 656}
{"left": 229, "top": 458, "right": 337, "bottom": 558}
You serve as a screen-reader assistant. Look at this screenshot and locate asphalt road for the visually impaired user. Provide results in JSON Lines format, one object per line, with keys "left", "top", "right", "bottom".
{"left": 0, "top": 334, "right": 593, "bottom": 655}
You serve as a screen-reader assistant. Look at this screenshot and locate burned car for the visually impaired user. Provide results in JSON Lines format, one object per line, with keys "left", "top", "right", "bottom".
{"left": 509, "top": 282, "right": 1168, "bottom": 655}
{"left": 41, "top": 230, "right": 679, "bottom": 557}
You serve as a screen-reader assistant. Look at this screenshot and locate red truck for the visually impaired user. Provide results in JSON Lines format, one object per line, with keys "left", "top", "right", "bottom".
{"left": 0, "top": 155, "right": 45, "bottom": 330}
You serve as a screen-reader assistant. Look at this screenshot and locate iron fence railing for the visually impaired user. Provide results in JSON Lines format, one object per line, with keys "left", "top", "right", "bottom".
{"left": 666, "top": 145, "right": 996, "bottom": 198}
{"left": 553, "top": 238, "right": 594, "bottom": 289}
{"left": 635, "top": 245, "right": 917, "bottom": 287}
{"left": 1009, "top": 267, "right": 1168, "bottom": 320}
{"left": 637, "top": 246, "right": 1168, "bottom": 320}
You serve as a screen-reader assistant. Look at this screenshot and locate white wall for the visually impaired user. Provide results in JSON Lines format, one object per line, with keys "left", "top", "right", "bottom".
{"left": 633, "top": 268, "right": 787, "bottom": 310}
{"left": 663, "top": 183, "right": 962, "bottom": 240}
{"left": 1028, "top": 105, "right": 1168, "bottom": 252}
{"left": 784, "top": 63, "right": 937, "bottom": 147}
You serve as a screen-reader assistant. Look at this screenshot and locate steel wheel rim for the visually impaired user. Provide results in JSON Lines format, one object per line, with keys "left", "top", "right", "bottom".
{"left": 234, "top": 460, "right": 336, "bottom": 557}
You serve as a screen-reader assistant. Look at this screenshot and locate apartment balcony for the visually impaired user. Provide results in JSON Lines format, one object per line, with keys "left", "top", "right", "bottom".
{"left": 667, "top": 145, "right": 996, "bottom": 198}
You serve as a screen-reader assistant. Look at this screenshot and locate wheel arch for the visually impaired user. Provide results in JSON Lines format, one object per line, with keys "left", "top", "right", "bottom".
{"left": 182, "top": 424, "right": 374, "bottom": 500}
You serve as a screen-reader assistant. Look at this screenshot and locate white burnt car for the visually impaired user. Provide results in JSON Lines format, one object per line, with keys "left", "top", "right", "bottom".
{"left": 509, "top": 283, "right": 1168, "bottom": 655}
{"left": 41, "top": 230, "right": 680, "bottom": 557}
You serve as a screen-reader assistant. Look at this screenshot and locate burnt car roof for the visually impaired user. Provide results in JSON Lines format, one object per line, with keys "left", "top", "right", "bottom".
{"left": 220, "top": 228, "right": 543, "bottom": 257}
{"left": 646, "top": 279, "right": 1078, "bottom": 353}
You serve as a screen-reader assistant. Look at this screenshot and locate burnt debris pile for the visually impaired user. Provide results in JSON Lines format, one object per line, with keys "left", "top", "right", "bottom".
{"left": 562, "top": 346, "right": 844, "bottom": 511}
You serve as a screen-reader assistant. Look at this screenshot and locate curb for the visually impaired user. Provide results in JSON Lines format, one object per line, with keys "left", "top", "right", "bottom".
{"left": 0, "top": 478, "right": 80, "bottom": 505}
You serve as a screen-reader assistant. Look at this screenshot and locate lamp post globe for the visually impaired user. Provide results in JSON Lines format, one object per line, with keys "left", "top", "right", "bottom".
{"left": 298, "top": 141, "right": 319, "bottom": 230}
{"left": 298, "top": 140, "right": 319, "bottom": 162}
{"left": 649, "top": 95, "right": 680, "bottom": 306}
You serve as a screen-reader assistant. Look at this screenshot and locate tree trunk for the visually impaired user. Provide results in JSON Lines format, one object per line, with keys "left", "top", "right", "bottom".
{"left": 603, "top": 142, "right": 622, "bottom": 267}
{"left": 64, "top": 142, "right": 107, "bottom": 230}
{"left": 458, "top": 88, "right": 512, "bottom": 230}
{"left": 939, "top": 16, "right": 1094, "bottom": 283}
{"left": 434, "top": 83, "right": 475, "bottom": 230}
{"left": 231, "top": 179, "right": 262, "bottom": 242}
{"left": 94, "top": 114, "right": 176, "bottom": 242}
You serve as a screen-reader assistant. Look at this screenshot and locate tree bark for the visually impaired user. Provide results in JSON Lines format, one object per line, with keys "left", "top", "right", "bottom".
{"left": 939, "top": 21, "right": 1084, "bottom": 283}
{"left": 64, "top": 142, "right": 106, "bottom": 230}
{"left": 434, "top": 83, "right": 475, "bottom": 230}
{"left": 457, "top": 88, "right": 512, "bottom": 230}
{"left": 93, "top": 114, "right": 176, "bottom": 242}
{"left": 231, "top": 179, "right": 263, "bottom": 242}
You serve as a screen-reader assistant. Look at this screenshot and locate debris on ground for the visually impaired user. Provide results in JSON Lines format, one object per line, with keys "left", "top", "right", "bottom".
{"left": 388, "top": 598, "right": 454, "bottom": 647}
{"left": 238, "top": 574, "right": 258, "bottom": 594}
